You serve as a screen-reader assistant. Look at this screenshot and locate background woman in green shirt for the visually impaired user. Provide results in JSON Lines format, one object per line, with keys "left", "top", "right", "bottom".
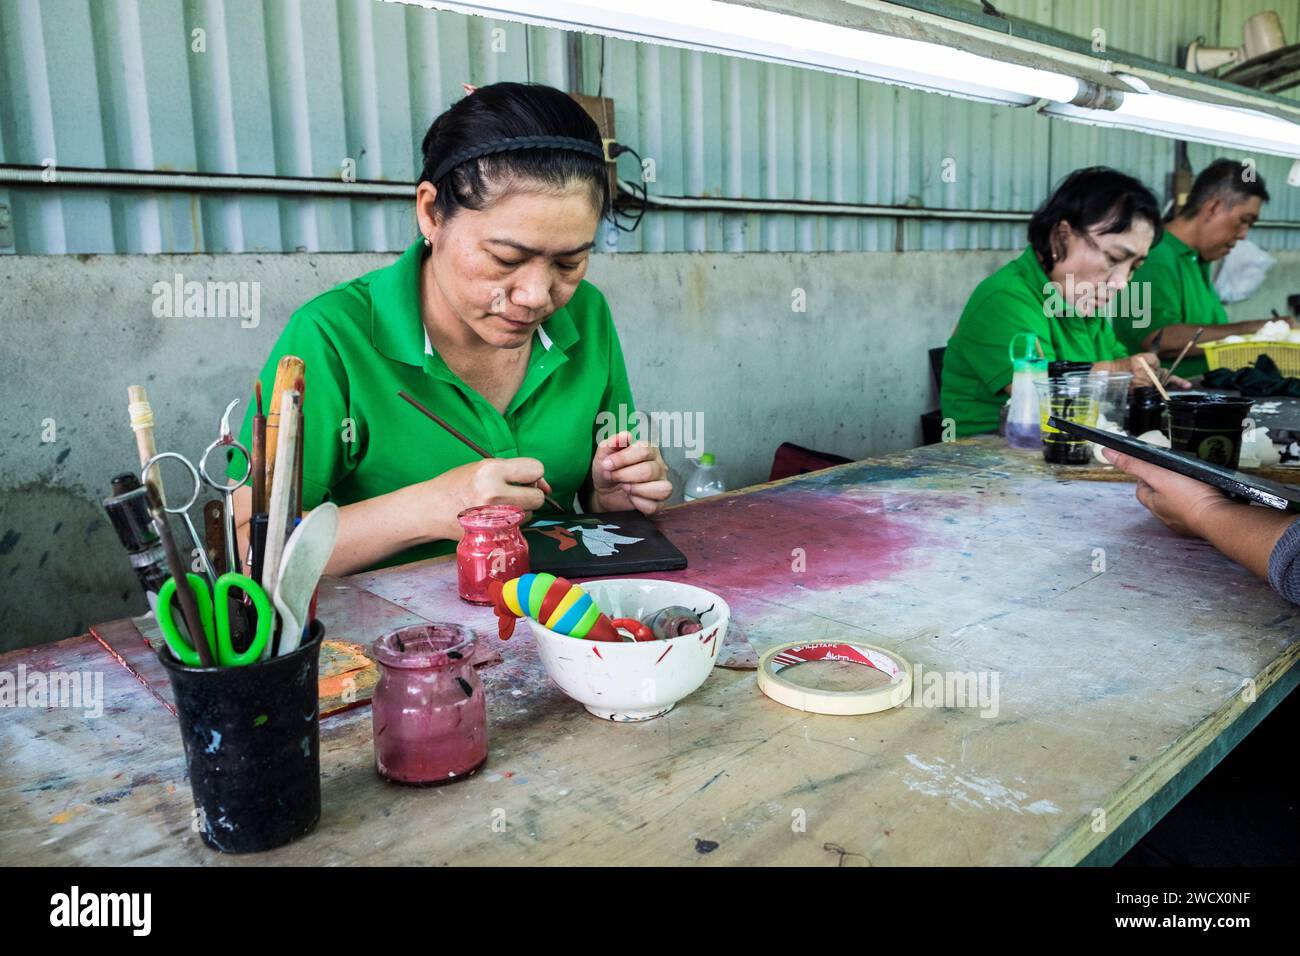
{"left": 232, "top": 83, "right": 671, "bottom": 575}
{"left": 942, "top": 167, "right": 1190, "bottom": 437}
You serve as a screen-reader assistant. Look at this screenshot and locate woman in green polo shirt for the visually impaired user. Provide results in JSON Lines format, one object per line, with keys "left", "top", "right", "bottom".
{"left": 231, "top": 83, "right": 671, "bottom": 574}
{"left": 941, "top": 167, "right": 1190, "bottom": 437}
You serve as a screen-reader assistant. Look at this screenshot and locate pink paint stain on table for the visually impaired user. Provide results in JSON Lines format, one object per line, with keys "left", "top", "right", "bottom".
{"left": 649, "top": 485, "right": 956, "bottom": 611}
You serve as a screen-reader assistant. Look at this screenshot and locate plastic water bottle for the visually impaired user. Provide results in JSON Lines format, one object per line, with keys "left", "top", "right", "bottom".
{"left": 684, "top": 453, "right": 727, "bottom": 502}
{"left": 1006, "top": 332, "right": 1047, "bottom": 451}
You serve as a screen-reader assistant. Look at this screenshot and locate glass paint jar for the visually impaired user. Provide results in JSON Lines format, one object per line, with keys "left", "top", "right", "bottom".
{"left": 371, "top": 624, "right": 487, "bottom": 785}
{"left": 456, "top": 505, "right": 529, "bottom": 605}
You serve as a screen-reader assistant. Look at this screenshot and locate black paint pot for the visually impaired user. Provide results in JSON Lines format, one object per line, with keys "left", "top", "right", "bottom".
{"left": 1048, "top": 360, "right": 1092, "bottom": 379}
{"left": 159, "top": 620, "right": 325, "bottom": 854}
{"left": 1166, "top": 395, "right": 1254, "bottom": 469}
{"left": 1127, "top": 386, "right": 1166, "bottom": 436}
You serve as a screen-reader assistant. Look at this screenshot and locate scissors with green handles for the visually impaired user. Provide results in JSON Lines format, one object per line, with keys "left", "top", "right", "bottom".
{"left": 158, "top": 572, "right": 273, "bottom": 667}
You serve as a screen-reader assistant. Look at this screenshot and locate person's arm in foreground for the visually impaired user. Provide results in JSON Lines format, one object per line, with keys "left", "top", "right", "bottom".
{"left": 1102, "top": 448, "right": 1300, "bottom": 596}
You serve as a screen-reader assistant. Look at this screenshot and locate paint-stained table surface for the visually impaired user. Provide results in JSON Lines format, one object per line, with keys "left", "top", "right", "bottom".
{"left": 3, "top": 437, "right": 1297, "bottom": 866}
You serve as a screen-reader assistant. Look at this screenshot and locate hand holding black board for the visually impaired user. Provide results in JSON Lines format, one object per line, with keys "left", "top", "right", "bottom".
{"left": 523, "top": 511, "right": 687, "bottom": 578}
{"left": 1047, "top": 416, "right": 1300, "bottom": 512}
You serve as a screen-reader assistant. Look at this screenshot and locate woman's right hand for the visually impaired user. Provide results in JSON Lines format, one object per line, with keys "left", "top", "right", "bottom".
{"left": 413, "top": 457, "right": 552, "bottom": 541}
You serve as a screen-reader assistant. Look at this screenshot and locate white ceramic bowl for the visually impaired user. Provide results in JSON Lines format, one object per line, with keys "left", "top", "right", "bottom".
{"left": 526, "top": 578, "right": 729, "bottom": 722}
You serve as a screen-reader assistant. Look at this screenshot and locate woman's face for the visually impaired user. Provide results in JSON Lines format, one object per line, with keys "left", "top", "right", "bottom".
{"left": 419, "top": 182, "right": 601, "bottom": 348}
{"left": 1048, "top": 218, "right": 1155, "bottom": 317}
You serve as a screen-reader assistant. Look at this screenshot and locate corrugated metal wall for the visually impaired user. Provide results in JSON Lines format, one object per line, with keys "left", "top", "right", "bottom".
{"left": 999, "top": 0, "right": 1300, "bottom": 248}
{"left": 1, "top": 0, "right": 1297, "bottom": 254}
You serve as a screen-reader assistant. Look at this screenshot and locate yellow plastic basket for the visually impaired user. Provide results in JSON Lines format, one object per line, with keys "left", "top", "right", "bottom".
{"left": 1200, "top": 340, "right": 1300, "bottom": 377}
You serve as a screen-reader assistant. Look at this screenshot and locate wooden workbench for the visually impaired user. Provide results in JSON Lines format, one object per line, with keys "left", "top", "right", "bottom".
{"left": 3, "top": 437, "right": 1296, "bottom": 866}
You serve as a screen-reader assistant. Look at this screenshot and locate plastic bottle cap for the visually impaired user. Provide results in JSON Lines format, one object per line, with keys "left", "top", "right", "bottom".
{"left": 699, "top": 453, "right": 715, "bottom": 466}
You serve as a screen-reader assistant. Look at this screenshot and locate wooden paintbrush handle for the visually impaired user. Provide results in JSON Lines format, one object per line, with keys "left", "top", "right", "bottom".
{"left": 261, "top": 389, "right": 301, "bottom": 640}
{"left": 252, "top": 414, "right": 267, "bottom": 514}
{"left": 265, "top": 355, "right": 305, "bottom": 495}
{"left": 1139, "top": 356, "right": 1171, "bottom": 402}
{"left": 127, "top": 385, "right": 164, "bottom": 505}
{"left": 203, "top": 499, "right": 227, "bottom": 576}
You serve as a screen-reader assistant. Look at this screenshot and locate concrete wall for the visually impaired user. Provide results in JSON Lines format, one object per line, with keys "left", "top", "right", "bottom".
{"left": 4, "top": 248, "right": 1297, "bottom": 649}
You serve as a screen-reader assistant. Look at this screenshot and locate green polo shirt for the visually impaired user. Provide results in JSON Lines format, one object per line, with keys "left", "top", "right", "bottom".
{"left": 1115, "top": 231, "right": 1228, "bottom": 379}
{"left": 234, "top": 239, "right": 638, "bottom": 570}
{"left": 941, "top": 246, "right": 1129, "bottom": 437}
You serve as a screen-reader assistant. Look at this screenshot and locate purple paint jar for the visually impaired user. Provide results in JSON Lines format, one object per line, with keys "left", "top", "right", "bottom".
{"left": 371, "top": 624, "right": 487, "bottom": 785}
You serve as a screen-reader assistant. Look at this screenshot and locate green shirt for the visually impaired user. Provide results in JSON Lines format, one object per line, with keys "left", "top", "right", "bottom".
{"left": 235, "top": 239, "right": 638, "bottom": 570}
{"left": 1115, "top": 231, "right": 1229, "bottom": 379}
{"left": 941, "top": 246, "right": 1129, "bottom": 437}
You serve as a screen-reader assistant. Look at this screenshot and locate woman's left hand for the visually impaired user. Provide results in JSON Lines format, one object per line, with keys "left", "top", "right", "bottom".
{"left": 590, "top": 431, "right": 673, "bottom": 514}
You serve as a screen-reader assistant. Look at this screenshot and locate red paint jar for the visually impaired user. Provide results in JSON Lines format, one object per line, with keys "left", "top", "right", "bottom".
{"left": 371, "top": 624, "right": 487, "bottom": 785}
{"left": 456, "top": 504, "right": 529, "bottom": 605}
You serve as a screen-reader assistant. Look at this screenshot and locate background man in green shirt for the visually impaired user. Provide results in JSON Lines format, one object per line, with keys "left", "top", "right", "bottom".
{"left": 942, "top": 167, "right": 1189, "bottom": 438}
{"left": 1115, "top": 159, "right": 1287, "bottom": 378}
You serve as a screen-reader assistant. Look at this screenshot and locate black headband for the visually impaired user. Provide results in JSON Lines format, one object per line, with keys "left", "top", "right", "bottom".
{"left": 426, "top": 135, "right": 606, "bottom": 185}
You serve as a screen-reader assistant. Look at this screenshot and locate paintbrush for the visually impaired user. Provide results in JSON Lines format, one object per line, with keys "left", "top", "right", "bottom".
{"left": 261, "top": 389, "right": 300, "bottom": 657}
{"left": 1162, "top": 328, "right": 1204, "bottom": 383}
{"left": 291, "top": 375, "right": 305, "bottom": 523}
{"left": 147, "top": 484, "right": 213, "bottom": 667}
{"left": 397, "top": 390, "right": 565, "bottom": 512}
{"left": 265, "top": 355, "right": 305, "bottom": 496}
{"left": 1138, "top": 355, "right": 1171, "bottom": 402}
{"left": 1150, "top": 328, "right": 1164, "bottom": 356}
{"left": 252, "top": 380, "right": 266, "bottom": 514}
{"left": 127, "top": 385, "right": 165, "bottom": 506}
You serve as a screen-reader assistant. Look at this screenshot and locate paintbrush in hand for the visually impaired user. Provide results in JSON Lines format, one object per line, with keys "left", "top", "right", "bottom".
{"left": 397, "top": 390, "right": 566, "bottom": 512}
{"left": 1162, "top": 328, "right": 1204, "bottom": 384}
{"left": 1138, "top": 355, "right": 1171, "bottom": 402}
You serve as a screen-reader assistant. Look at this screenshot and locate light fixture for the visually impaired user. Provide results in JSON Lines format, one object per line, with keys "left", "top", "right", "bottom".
{"left": 1042, "top": 74, "right": 1300, "bottom": 158}
{"left": 396, "top": 0, "right": 1300, "bottom": 157}
{"left": 402, "top": 0, "right": 1085, "bottom": 106}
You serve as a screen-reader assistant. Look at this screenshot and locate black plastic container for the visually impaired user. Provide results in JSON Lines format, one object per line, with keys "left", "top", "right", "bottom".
{"left": 1048, "top": 360, "right": 1092, "bottom": 379}
{"left": 1042, "top": 432, "right": 1092, "bottom": 464}
{"left": 159, "top": 620, "right": 325, "bottom": 854}
{"left": 1127, "top": 386, "right": 1166, "bottom": 436}
{"left": 1166, "top": 394, "right": 1254, "bottom": 468}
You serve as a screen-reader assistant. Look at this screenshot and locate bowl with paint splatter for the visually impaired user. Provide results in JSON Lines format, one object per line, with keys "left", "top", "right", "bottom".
{"left": 525, "top": 578, "right": 729, "bottom": 722}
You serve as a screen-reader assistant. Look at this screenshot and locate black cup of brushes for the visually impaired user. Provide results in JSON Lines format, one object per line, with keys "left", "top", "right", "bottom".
{"left": 159, "top": 619, "right": 326, "bottom": 854}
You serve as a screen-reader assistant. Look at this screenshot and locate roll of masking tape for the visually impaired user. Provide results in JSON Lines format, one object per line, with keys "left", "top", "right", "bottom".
{"left": 757, "top": 640, "right": 912, "bottom": 716}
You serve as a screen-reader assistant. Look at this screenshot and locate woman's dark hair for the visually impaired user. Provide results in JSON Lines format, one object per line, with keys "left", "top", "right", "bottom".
{"left": 1028, "top": 167, "right": 1163, "bottom": 271}
{"left": 418, "top": 82, "right": 610, "bottom": 223}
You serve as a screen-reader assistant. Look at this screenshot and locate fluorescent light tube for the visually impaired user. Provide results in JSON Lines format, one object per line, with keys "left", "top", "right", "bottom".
{"left": 400, "top": 0, "right": 1083, "bottom": 106}
{"left": 1044, "top": 90, "right": 1300, "bottom": 158}
{"left": 1044, "top": 73, "right": 1300, "bottom": 157}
